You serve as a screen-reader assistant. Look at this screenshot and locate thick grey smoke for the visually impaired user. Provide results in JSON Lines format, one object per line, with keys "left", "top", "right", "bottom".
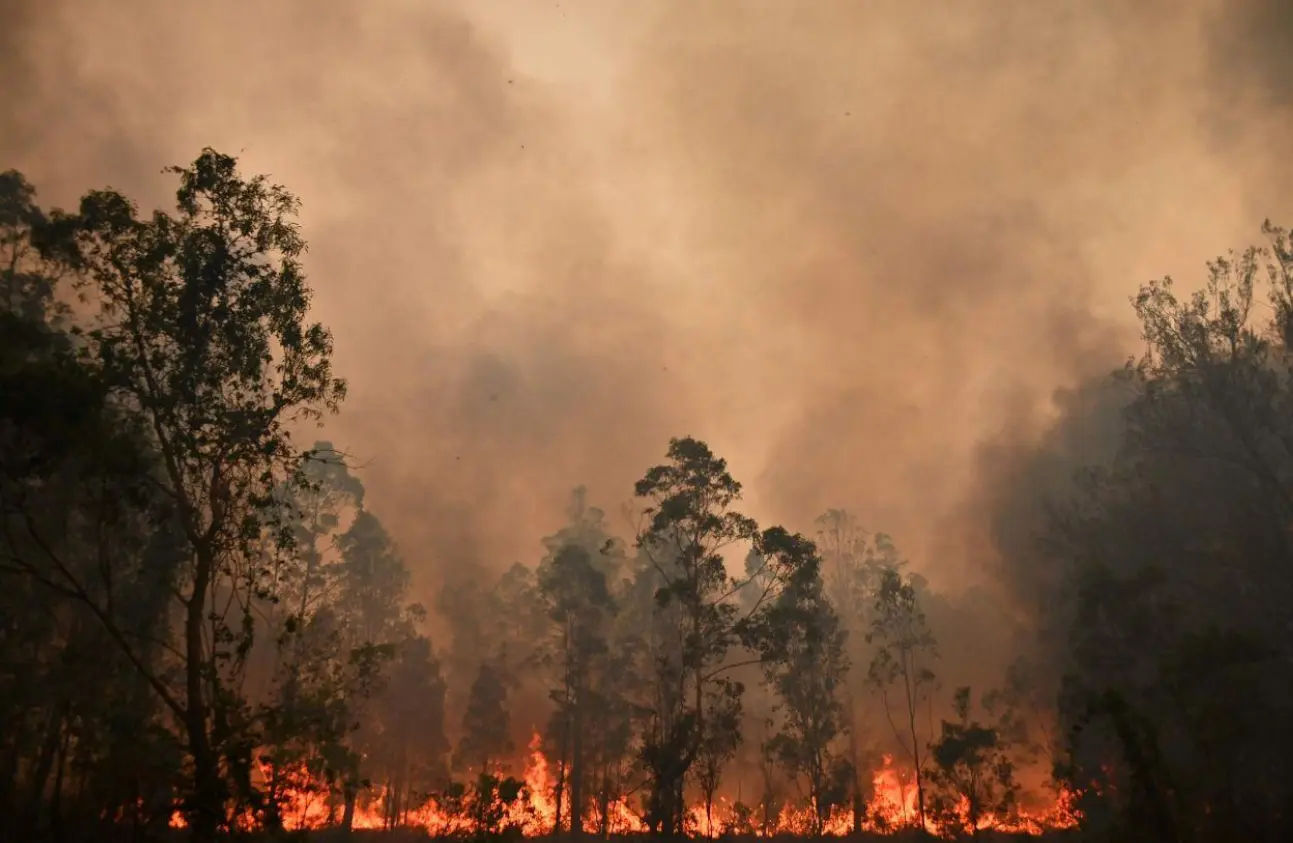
{"left": 2, "top": 0, "right": 1290, "bottom": 623}
{"left": 608, "top": 0, "right": 1293, "bottom": 585}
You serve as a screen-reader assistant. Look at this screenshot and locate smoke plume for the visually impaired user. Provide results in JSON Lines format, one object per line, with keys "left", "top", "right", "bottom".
{"left": 3, "top": 0, "right": 1291, "bottom": 618}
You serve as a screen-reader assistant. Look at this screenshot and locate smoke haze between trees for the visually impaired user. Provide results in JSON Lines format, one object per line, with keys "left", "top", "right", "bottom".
{"left": 3, "top": 1, "right": 1293, "bottom": 841}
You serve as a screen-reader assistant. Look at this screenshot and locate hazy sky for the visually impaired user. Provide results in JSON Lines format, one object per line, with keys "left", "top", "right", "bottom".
{"left": 4, "top": 0, "right": 1291, "bottom": 602}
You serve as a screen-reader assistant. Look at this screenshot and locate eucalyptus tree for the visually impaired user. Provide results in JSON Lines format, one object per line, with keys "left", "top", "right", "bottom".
{"left": 867, "top": 567, "right": 938, "bottom": 830}
{"left": 633, "top": 436, "right": 820, "bottom": 836}
{"left": 25, "top": 149, "right": 345, "bottom": 842}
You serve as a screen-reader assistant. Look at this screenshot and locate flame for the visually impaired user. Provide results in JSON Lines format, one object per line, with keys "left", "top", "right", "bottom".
{"left": 168, "top": 732, "right": 1080, "bottom": 837}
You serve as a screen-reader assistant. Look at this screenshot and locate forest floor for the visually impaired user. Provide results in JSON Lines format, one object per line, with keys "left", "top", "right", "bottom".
{"left": 296, "top": 832, "right": 1081, "bottom": 843}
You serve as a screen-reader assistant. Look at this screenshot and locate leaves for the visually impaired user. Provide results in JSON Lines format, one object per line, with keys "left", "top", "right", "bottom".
{"left": 759, "top": 560, "right": 850, "bottom": 833}
{"left": 927, "top": 686, "right": 1019, "bottom": 837}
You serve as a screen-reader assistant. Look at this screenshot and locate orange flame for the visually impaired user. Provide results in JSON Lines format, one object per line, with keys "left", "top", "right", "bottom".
{"left": 169, "top": 732, "right": 1080, "bottom": 837}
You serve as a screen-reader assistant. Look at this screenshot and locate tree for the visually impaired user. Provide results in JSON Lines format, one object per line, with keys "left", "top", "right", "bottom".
{"left": 693, "top": 680, "right": 741, "bottom": 837}
{"left": 1040, "top": 221, "right": 1293, "bottom": 842}
{"left": 760, "top": 562, "right": 850, "bottom": 835}
{"left": 1, "top": 169, "right": 189, "bottom": 839}
{"left": 815, "top": 510, "right": 901, "bottom": 831}
{"left": 632, "top": 436, "right": 819, "bottom": 836}
{"left": 632, "top": 437, "right": 759, "bottom": 835}
{"left": 538, "top": 543, "right": 611, "bottom": 833}
{"left": 257, "top": 610, "right": 386, "bottom": 832}
{"left": 1, "top": 169, "right": 61, "bottom": 321}
{"left": 365, "top": 634, "right": 451, "bottom": 830}
{"left": 536, "top": 489, "right": 621, "bottom": 835}
{"left": 258, "top": 441, "right": 368, "bottom": 830}
{"left": 439, "top": 559, "right": 545, "bottom": 744}
{"left": 867, "top": 566, "right": 937, "bottom": 830}
{"left": 927, "top": 687, "right": 1019, "bottom": 838}
{"left": 276, "top": 442, "right": 364, "bottom": 634}
{"left": 22, "top": 148, "right": 345, "bottom": 842}
{"left": 336, "top": 508, "right": 414, "bottom": 646}
{"left": 456, "top": 662, "right": 514, "bottom": 775}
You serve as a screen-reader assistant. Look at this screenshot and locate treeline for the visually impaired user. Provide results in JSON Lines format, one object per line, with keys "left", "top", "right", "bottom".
{"left": 2, "top": 151, "right": 1292, "bottom": 843}
{"left": 434, "top": 490, "right": 1047, "bottom": 839}
{"left": 1036, "top": 238, "right": 1293, "bottom": 843}
{"left": 0, "top": 152, "right": 447, "bottom": 842}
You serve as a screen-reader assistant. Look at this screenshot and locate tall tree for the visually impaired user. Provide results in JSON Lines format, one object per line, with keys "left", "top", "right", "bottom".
{"left": 867, "top": 566, "right": 937, "bottom": 830}
{"left": 759, "top": 562, "right": 850, "bottom": 835}
{"left": 24, "top": 149, "right": 345, "bottom": 842}
{"left": 633, "top": 437, "right": 819, "bottom": 836}
{"left": 279, "top": 441, "right": 364, "bottom": 631}
{"left": 815, "top": 510, "right": 901, "bottom": 830}
{"left": 365, "top": 634, "right": 451, "bottom": 830}
{"left": 258, "top": 441, "right": 367, "bottom": 829}
{"left": 456, "top": 661, "right": 514, "bottom": 776}
{"left": 536, "top": 489, "right": 622, "bottom": 835}
{"left": 1, "top": 168, "right": 188, "bottom": 838}
{"left": 1044, "top": 222, "right": 1293, "bottom": 842}
{"left": 633, "top": 437, "right": 758, "bottom": 836}
{"left": 336, "top": 508, "right": 413, "bottom": 646}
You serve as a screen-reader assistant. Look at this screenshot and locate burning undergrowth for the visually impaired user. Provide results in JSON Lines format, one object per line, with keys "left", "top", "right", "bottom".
{"left": 169, "top": 731, "right": 1079, "bottom": 838}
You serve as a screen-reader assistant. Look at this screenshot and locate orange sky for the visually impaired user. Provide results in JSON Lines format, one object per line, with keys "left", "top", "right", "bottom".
{"left": 3, "top": 0, "right": 1291, "bottom": 600}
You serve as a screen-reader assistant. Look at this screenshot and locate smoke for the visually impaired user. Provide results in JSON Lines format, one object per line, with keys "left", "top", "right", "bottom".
{"left": 2, "top": 0, "right": 1291, "bottom": 623}
{"left": 613, "top": 0, "right": 1293, "bottom": 583}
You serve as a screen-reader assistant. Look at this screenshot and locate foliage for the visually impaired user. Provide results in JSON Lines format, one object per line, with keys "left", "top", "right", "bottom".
{"left": 1045, "top": 221, "right": 1293, "bottom": 842}
{"left": 457, "top": 662, "right": 514, "bottom": 775}
{"left": 535, "top": 488, "right": 624, "bottom": 834}
{"left": 0, "top": 153, "right": 428, "bottom": 841}
{"left": 926, "top": 687, "right": 1019, "bottom": 838}
{"left": 758, "top": 544, "right": 851, "bottom": 834}
{"left": 468, "top": 773, "right": 529, "bottom": 840}
{"left": 867, "top": 566, "right": 937, "bottom": 830}
{"left": 631, "top": 437, "right": 820, "bottom": 836}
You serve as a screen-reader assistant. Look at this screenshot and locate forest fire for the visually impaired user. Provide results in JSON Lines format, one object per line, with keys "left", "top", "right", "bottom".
{"left": 168, "top": 732, "right": 1079, "bottom": 837}
{"left": 15, "top": 66, "right": 1293, "bottom": 839}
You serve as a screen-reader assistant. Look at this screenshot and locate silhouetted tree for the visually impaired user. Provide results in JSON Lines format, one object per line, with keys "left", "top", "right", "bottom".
{"left": 760, "top": 560, "right": 850, "bottom": 834}
{"left": 1045, "top": 221, "right": 1293, "bottom": 842}
{"left": 927, "top": 687, "right": 1019, "bottom": 838}
{"left": 11, "top": 149, "right": 345, "bottom": 842}
{"left": 816, "top": 510, "right": 900, "bottom": 830}
{"left": 536, "top": 488, "right": 621, "bottom": 835}
{"left": 633, "top": 437, "right": 821, "bottom": 836}
{"left": 867, "top": 566, "right": 937, "bottom": 830}
{"left": 457, "top": 662, "right": 514, "bottom": 775}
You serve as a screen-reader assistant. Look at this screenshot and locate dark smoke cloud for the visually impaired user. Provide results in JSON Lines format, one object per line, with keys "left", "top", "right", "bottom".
{"left": 2, "top": 0, "right": 1291, "bottom": 630}
{"left": 609, "top": 0, "right": 1293, "bottom": 588}
{"left": 1211, "top": 0, "right": 1293, "bottom": 114}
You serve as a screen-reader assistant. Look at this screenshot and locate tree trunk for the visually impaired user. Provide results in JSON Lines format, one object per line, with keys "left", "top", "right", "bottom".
{"left": 687, "top": 641, "right": 703, "bottom": 839}
{"left": 902, "top": 653, "right": 926, "bottom": 832}
{"left": 0, "top": 747, "right": 17, "bottom": 835}
{"left": 341, "top": 782, "right": 356, "bottom": 832}
{"left": 554, "top": 755, "right": 567, "bottom": 834}
{"left": 674, "top": 772, "right": 686, "bottom": 838}
{"left": 812, "top": 775, "right": 825, "bottom": 836}
{"left": 597, "top": 759, "right": 611, "bottom": 837}
{"left": 909, "top": 709, "right": 926, "bottom": 832}
{"left": 50, "top": 722, "right": 70, "bottom": 843}
{"left": 570, "top": 688, "right": 584, "bottom": 837}
{"left": 185, "top": 550, "right": 222, "bottom": 843}
{"left": 24, "top": 699, "right": 67, "bottom": 828}
{"left": 264, "top": 763, "right": 285, "bottom": 832}
{"left": 848, "top": 709, "right": 864, "bottom": 834}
